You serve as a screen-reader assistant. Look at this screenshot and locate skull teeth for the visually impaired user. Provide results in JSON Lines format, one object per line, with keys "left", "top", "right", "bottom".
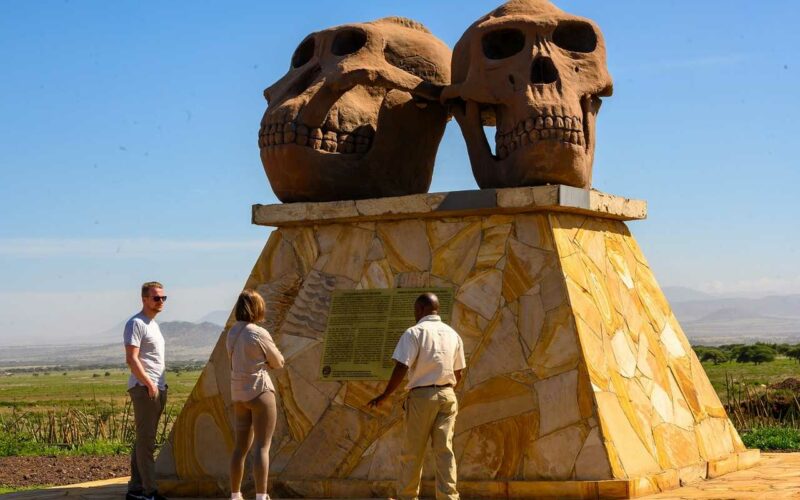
{"left": 259, "top": 121, "right": 372, "bottom": 154}
{"left": 495, "top": 113, "right": 584, "bottom": 160}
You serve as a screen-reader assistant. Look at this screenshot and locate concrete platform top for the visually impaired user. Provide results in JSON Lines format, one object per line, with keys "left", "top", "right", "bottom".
{"left": 252, "top": 185, "right": 647, "bottom": 227}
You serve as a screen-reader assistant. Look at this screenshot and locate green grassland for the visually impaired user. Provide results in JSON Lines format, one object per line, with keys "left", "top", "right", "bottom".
{"left": 0, "top": 369, "right": 201, "bottom": 412}
{"left": 701, "top": 357, "right": 800, "bottom": 399}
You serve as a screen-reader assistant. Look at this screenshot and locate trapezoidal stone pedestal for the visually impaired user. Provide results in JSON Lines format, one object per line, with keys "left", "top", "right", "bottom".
{"left": 155, "top": 185, "right": 758, "bottom": 499}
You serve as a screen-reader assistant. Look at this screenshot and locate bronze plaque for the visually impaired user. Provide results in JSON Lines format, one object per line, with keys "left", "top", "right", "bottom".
{"left": 319, "top": 288, "right": 453, "bottom": 380}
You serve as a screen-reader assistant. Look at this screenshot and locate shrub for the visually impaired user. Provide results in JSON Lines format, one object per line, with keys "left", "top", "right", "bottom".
{"left": 741, "top": 427, "right": 800, "bottom": 450}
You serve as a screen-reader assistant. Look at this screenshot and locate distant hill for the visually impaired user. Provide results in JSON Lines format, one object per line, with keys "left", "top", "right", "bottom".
{"left": 198, "top": 310, "right": 229, "bottom": 327}
{"left": 669, "top": 292, "right": 800, "bottom": 345}
{"left": 662, "top": 286, "right": 715, "bottom": 303}
{"left": 0, "top": 321, "right": 224, "bottom": 369}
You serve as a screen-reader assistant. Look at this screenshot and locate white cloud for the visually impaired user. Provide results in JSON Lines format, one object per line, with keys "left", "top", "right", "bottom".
{"left": 0, "top": 238, "right": 264, "bottom": 258}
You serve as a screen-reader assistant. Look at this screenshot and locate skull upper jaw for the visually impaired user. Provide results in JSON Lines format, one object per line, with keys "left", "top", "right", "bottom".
{"left": 452, "top": 91, "right": 601, "bottom": 189}
{"left": 261, "top": 90, "right": 447, "bottom": 203}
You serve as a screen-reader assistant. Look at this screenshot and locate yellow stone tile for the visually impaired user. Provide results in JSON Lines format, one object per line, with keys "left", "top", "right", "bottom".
{"left": 458, "top": 413, "right": 534, "bottom": 480}
{"left": 595, "top": 391, "right": 661, "bottom": 477}
{"left": 577, "top": 365, "right": 596, "bottom": 419}
{"left": 359, "top": 259, "right": 394, "bottom": 289}
{"left": 476, "top": 223, "right": 512, "bottom": 269}
{"left": 431, "top": 221, "right": 481, "bottom": 284}
{"left": 531, "top": 304, "right": 580, "bottom": 379}
{"left": 669, "top": 362, "right": 704, "bottom": 424}
{"left": 707, "top": 453, "right": 738, "bottom": 478}
{"left": 314, "top": 224, "right": 341, "bottom": 254}
{"left": 426, "top": 220, "right": 470, "bottom": 250}
{"left": 574, "top": 426, "right": 613, "bottom": 480}
{"left": 609, "top": 369, "right": 657, "bottom": 457}
{"left": 694, "top": 417, "right": 735, "bottom": 461}
{"left": 322, "top": 225, "right": 373, "bottom": 282}
{"left": 451, "top": 301, "right": 487, "bottom": 355}
{"left": 502, "top": 238, "right": 553, "bottom": 303}
{"left": 525, "top": 424, "right": 586, "bottom": 480}
{"left": 518, "top": 292, "right": 544, "bottom": 357}
{"left": 574, "top": 223, "right": 608, "bottom": 275}
{"left": 467, "top": 307, "right": 529, "bottom": 387}
{"left": 377, "top": 220, "right": 431, "bottom": 272}
{"left": 482, "top": 214, "right": 514, "bottom": 228}
{"left": 574, "top": 314, "right": 609, "bottom": 390}
{"left": 652, "top": 423, "right": 701, "bottom": 469}
{"left": 457, "top": 377, "right": 537, "bottom": 433}
{"left": 514, "top": 213, "right": 554, "bottom": 251}
{"left": 566, "top": 280, "right": 605, "bottom": 339}
{"left": 457, "top": 269, "right": 503, "bottom": 320}
{"left": 535, "top": 370, "right": 581, "bottom": 436}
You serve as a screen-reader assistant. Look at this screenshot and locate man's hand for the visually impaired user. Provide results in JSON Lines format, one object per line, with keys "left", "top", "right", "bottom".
{"left": 366, "top": 361, "right": 408, "bottom": 410}
{"left": 146, "top": 382, "right": 159, "bottom": 399}
{"left": 367, "top": 394, "right": 386, "bottom": 408}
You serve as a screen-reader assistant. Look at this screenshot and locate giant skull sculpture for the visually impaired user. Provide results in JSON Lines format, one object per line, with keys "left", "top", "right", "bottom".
{"left": 442, "top": 0, "right": 613, "bottom": 189}
{"left": 259, "top": 17, "right": 451, "bottom": 203}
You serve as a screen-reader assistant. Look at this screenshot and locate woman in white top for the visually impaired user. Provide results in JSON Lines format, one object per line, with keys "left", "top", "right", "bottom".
{"left": 226, "top": 289, "right": 284, "bottom": 500}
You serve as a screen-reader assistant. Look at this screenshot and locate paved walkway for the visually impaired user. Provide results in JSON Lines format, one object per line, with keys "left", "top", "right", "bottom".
{"left": 2, "top": 453, "right": 799, "bottom": 499}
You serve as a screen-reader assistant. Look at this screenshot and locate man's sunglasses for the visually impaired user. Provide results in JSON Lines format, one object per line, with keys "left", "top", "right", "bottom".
{"left": 150, "top": 296, "right": 168, "bottom": 303}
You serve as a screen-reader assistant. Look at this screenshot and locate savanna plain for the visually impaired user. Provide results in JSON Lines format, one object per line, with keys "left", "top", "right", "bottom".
{"left": 1, "top": 348, "right": 800, "bottom": 494}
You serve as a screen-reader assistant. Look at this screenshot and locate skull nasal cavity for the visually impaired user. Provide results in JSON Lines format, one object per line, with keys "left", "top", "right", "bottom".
{"left": 332, "top": 29, "right": 367, "bottom": 56}
{"left": 531, "top": 57, "right": 558, "bottom": 85}
{"left": 482, "top": 29, "right": 525, "bottom": 60}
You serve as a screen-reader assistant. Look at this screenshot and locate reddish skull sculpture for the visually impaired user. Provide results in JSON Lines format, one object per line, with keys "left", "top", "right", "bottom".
{"left": 443, "top": 0, "right": 613, "bottom": 189}
{"left": 260, "top": 17, "right": 451, "bottom": 202}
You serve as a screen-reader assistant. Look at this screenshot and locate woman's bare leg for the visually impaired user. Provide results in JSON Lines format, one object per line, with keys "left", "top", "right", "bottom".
{"left": 230, "top": 402, "right": 254, "bottom": 495}
{"left": 249, "top": 391, "right": 277, "bottom": 494}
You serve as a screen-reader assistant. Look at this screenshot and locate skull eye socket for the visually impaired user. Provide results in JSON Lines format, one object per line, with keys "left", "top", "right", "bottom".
{"left": 332, "top": 29, "right": 367, "bottom": 56}
{"left": 552, "top": 21, "right": 597, "bottom": 53}
{"left": 291, "top": 37, "right": 315, "bottom": 68}
{"left": 482, "top": 29, "right": 525, "bottom": 60}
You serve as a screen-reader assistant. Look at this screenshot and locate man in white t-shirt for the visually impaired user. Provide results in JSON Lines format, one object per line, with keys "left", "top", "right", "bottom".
{"left": 124, "top": 281, "right": 168, "bottom": 500}
{"left": 369, "top": 292, "right": 465, "bottom": 500}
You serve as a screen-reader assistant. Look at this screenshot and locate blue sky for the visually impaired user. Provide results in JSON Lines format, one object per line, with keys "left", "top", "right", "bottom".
{"left": 0, "top": 1, "right": 798, "bottom": 345}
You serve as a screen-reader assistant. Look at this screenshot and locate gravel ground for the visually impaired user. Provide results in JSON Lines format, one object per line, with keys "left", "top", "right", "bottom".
{"left": 0, "top": 455, "right": 129, "bottom": 488}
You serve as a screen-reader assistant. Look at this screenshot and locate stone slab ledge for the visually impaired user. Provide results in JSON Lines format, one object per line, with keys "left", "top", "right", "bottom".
{"left": 252, "top": 185, "right": 647, "bottom": 227}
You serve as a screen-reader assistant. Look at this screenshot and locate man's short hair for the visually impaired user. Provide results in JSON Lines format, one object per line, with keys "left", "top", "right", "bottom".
{"left": 141, "top": 281, "right": 164, "bottom": 297}
{"left": 415, "top": 292, "right": 439, "bottom": 310}
{"left": 235, "top": 289, "right": 266, "bottom": 323}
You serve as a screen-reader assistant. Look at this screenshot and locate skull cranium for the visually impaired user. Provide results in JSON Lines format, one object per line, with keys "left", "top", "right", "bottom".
{"left": 260, "top": 17, "right": 451, "bottom": 202}
{"left": 443, "top": 0, "right": 613, "bottom": 189}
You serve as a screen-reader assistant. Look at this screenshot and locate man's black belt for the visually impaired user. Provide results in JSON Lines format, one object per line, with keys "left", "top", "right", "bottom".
{"left": 411, "top": 383, "right": 454, "bottom": 390}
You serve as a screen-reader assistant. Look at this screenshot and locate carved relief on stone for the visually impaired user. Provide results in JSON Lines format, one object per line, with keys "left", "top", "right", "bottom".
{"left": 442, "top": 0, "right": 613, "bottom": 189}
{"left": 260, "top": 17, "right": 452, "bottom": 202}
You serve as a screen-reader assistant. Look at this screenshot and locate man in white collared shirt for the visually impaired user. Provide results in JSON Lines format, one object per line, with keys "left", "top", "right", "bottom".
{"left": 369, "top": 292, "right": 465, "bottom": 500}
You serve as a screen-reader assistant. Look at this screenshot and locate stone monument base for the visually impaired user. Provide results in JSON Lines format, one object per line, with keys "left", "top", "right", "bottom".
{"left": 156, "top": 185, "right": 758, "bottom": 499}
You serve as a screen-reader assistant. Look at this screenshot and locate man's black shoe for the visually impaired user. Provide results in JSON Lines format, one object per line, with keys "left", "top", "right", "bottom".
{"left": 145, "top": 491, "right": 169, "bottom": 500}
{"left": 126, "top": 491, "right": 147, "bottom": 500}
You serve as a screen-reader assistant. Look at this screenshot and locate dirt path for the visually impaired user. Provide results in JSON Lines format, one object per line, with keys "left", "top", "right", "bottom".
{"left": 0, "top": 455, "right": 129, "bottom": 488}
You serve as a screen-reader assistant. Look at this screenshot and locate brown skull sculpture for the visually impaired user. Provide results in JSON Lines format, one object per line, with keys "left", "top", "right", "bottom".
{"left": 259, "top": 17, "right": 451, "bottom": 203}
{"left": 442, "top": 0, "right": 613, "bottom": 189}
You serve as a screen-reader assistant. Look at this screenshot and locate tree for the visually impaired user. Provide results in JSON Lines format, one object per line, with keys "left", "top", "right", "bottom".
{"left": 701, "top": 348, "right": 729, "bottom": 365}
{"left": 736, "top": 344, "right": 777, "bottom": 365}
{"left": 787, "top": 346, "right": 800, "bottom": 364}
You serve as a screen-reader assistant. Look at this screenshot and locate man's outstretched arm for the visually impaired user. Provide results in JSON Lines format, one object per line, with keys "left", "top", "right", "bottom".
{"left": 367, "top": 361, "right": 408, "bottom": 408}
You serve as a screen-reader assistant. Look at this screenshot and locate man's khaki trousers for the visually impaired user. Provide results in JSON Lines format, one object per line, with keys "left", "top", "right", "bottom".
{"left": 128, "top": 385, "right": 167, "bottom": 495}
{"left": 398, "top": 386, "right": 459, "bottom": 500}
